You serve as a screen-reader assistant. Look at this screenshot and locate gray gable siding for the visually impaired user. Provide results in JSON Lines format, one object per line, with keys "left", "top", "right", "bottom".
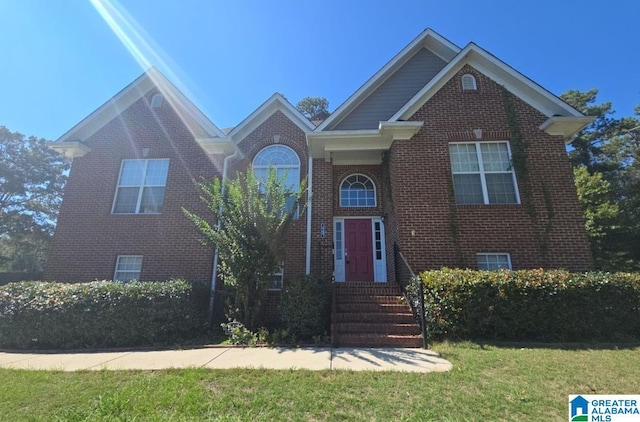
{"left": 333, "top": 48, "right": 447, "bottom": 130}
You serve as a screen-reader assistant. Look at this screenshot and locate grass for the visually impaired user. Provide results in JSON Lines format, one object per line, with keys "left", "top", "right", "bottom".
{"left": 0, "top": 342, "right": 638, "bottom": 421}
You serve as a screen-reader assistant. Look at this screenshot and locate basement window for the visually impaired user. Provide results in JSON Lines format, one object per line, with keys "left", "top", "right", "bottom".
{"left": 477, "top": 253, "right": 511, "bottom": 270}
{"left": 114, "top": 255, "right": 143, "bottom": 282}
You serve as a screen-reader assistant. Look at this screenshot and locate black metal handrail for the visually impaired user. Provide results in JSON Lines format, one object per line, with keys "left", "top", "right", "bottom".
{"left": 330, "top": 281, "right": 337, "bottom": 347}
{"left": 393, "top": 243, "right": 427, "bottom": 348}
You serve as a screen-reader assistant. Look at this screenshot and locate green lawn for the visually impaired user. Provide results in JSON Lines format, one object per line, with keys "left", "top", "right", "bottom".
{"left": 1, "top": 342, "right": 638, "bottom": 421}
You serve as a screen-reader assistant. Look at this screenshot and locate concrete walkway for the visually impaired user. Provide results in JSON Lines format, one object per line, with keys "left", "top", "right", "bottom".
{"left": 0, "top": 347, "right": 452, "bottom": 372}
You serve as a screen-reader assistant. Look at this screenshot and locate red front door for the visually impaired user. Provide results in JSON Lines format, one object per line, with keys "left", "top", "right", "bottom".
{"left": 344, "top": 219, "right": 374, "bottom": 282}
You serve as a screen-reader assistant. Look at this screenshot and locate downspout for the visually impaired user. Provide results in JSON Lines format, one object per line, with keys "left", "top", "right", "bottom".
{"left": 209, "top": 148, "right": 240, "bottom": 315}
{"left": 305, "top": 156, "right": 313, "bottom": 274}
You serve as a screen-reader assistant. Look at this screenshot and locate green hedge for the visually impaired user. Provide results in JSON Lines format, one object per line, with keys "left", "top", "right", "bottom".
{"left": 418, "top": 269, "right": 640, "bottom": 342}
{"left": 0, "top": 279, "right": 209, "bottom": 350}
{"left": 279, "top": 275, "right": 329, "bottom": 340}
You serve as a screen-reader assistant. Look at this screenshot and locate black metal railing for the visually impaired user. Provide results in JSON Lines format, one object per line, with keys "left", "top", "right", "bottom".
{"left": 330, "top": 281, "right": 338, "bottom": 347}
{"left": 393, "top": 243, "right": 427, "bottom": 348}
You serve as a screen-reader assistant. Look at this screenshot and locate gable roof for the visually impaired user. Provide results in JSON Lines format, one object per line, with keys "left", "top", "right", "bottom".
{"left": 55, "top": 67, "right": 226, "bottom": 144}
{"left": 316, "top": 28, "right": 460, "bottom": 131}
{"left": 226, "top": 93, "right": 315, "bottom": 142}
{"left": 392, "top": 42, "right": 585, "bottom": 121}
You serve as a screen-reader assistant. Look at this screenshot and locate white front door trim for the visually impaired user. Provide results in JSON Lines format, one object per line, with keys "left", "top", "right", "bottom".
{"left": 333, "top": 216, "right": 387, "bottom": 283}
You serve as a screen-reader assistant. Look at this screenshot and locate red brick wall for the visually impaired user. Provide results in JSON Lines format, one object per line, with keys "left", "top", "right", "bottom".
{"left": 310, "top": 159, "right": 334, "bottom": 280}
{"left": 388, "top": 64, "right": 593, "bottom": 272}
{"left": 230, "top": 110, "right": 310, "bottom": 325}
{"left": 46, "top": 89, "right": 220, "bottom": 283}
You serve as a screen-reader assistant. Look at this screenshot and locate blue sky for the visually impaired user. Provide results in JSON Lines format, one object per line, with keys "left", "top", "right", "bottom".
{"left": 1, "top": 0, "right": 638, "bottom": 140}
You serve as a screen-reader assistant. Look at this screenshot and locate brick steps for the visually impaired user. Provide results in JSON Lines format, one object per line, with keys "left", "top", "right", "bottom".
{"left": 332, "top": 283, "right": 423, "bottom": 348}
{"left": 334, "top": 322, "right": 421, "bottom": 335}
{"left": 336, "top": 333, "right": 423, "bottom": 348}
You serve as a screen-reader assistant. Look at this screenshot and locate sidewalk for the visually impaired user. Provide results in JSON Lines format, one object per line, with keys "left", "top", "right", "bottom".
{"left": 0, "top": 347, "right": 452, "bottom": 372}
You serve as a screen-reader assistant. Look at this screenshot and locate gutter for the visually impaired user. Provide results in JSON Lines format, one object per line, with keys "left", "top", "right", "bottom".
{"left": 209, "top": 148, "right": 241, "bottom": 315}
{"left": 305, "top": 156, "right": 313, "bottom": 274}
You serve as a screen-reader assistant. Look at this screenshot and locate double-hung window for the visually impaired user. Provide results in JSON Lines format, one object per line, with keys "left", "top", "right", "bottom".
{"left": 114, "top": 255, "right": 143, "bottom": 282}
{"left": 449, "top": 141, "right": 519, "bottom": 205}
{"left": 113, "top": 159, "right": 169, "bottom": 214}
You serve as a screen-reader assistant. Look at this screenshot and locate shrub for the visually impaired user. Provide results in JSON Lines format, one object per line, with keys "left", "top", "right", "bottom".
{"left": 0, "top": 279, "right": 209, "bottom": 349}
{"left": 279, "top": 275, "right": 329, "bottom": 340}
{"left": 419, "top": 269, "right": 640, "bottom": 342}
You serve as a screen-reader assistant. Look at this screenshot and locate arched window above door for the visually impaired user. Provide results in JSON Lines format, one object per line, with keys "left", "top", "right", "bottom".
{"left": 340, "top": 174, "right": 376, "bottom": 207}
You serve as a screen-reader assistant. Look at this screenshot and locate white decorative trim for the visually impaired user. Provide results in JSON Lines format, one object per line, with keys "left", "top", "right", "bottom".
{"left": 227, "top": 93, "right": 315, "bottom": 142}
{"left": 55, "top": 67, "right": 225, "bottom": 143}
{"left": 391, "top": 43, "right": 587, "bottom": 124}
{"left": 307, "top": 121, "right": 422, "bottom": 164}
{"left": 333, "top": 217, "right": 387, "bottom": 282}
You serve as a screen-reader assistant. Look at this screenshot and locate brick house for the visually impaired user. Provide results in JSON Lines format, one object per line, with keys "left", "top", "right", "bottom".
{"left": 46, "top": 29, "right": 593, "bottom": 345}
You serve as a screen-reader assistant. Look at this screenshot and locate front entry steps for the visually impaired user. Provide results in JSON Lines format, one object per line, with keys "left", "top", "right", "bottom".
{"left": 332, "top": 282, "right": 423, "bottom": 348}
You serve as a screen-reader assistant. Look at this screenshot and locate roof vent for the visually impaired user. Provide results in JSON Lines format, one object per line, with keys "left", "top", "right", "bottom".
{"left": 461, "top": 74, "right": 477, "bottom": 91}
{"left": 151, "top": 93, "right": 164, "bottom": 109}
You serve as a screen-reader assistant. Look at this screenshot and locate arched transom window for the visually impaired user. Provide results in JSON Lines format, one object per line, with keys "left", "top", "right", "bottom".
{"left": 340, "top": 174, "right": 376, "bottom": 207}
{"left": 252, "top": 145, "right": 300, "bottom": 191}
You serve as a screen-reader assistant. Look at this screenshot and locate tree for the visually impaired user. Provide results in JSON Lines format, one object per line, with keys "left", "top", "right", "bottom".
{"left": 573, "top": 166, "right": 620, "bottom": 269}
{"left": 184, "top": 169, "right": 306, "bottom": 329}
{"left": 562, "top": 90, "right": 640, "bottom": 270}
{"left": 296, "top": 97, "right": 330, "bottom": 121}
{"left": 0, "top": 126, "right": 69, "bottom": 272}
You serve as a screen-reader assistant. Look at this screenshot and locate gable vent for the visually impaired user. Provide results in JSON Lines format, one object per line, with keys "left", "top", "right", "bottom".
{"left": 150, "top": 93, "right": 164, "bottom": 109}
{"left": 461, "top": 74, "right": 477, "bottom": 91}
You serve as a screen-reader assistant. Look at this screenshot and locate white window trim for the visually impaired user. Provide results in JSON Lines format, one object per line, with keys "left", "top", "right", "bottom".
{"left": 476, "top": 253, "right": 512, "bottom": 270}
{"left": 268, "top": 264, "right": 284, "bottom": 291}
{"left": 252, "top": 145, "right": 301, "bottom": 181}
{"left": 450, "top": 141, "right": 520, "bottom": 205}
{"left": 114, "top": 255, "right": 143, "bottom": 282}
{"left": 252, "top": 145, "right": 301, "bottom": 219}
{"left": 112, "top": 158, "right": 170, "bottom": 214}
{"left": 339, "top": 173, "right": 377, "bottom": 207}
{"left": 461, "top": 74, "right": 477, "bottom": 91}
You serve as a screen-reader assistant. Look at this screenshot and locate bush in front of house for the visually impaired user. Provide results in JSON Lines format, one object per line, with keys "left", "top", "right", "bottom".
{"left": 279, "top": 275, "right": 329, "bottom": 341}
{"left": 419, "top": 269, "right": 640, "bottom": 342}
{"left": 0, "top": 279, "right": 209, "bottom": 350}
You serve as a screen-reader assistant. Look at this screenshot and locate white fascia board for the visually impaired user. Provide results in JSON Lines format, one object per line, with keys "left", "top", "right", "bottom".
{"left": 149, "top": 69, "right": 226, "bottom": 139}
{"left": 228, "top": 93, "right": 314, "bottom": 143}
{"left": 316, "top": 28, "right": 460, "bottom": 132}
{"left": 56, "top": 73, "right": 154, "bottom": 143}
{"left": 392, "top": 43, "right": 586, "bottom": 122}
{"left": 391, "top": 45, "right": 474, "bottom": 121}
{"left": 539, "top": 116, "right": 595, "bottom": 141}
{"left": 49, "top": 141, "right": 92, "bottom": 159}
{"left": 307, "top": 122, "right": 422, "bottom": 159}
{"left": 56, "top": 68, "right": 225, "bottom": 143}
{"left": 465, "top": 46, "right": 584, "bottom": 117}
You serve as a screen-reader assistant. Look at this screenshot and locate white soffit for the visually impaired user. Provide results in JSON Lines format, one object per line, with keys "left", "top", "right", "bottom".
{"left": 307, "top": 121, "right": 422, "bottom": 163}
